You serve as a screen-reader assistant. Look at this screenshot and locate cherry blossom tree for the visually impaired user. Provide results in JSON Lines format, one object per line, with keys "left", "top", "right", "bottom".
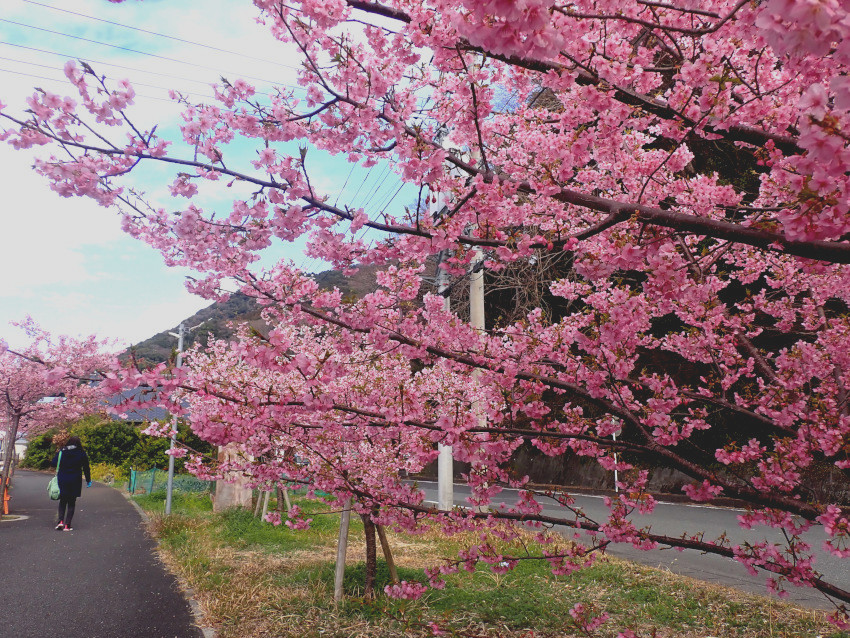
{"left": 0, "top": 320, "right": 110, "bottom": 509}
{"left": 4, "top": 0, "right": 850, "bottom": 629}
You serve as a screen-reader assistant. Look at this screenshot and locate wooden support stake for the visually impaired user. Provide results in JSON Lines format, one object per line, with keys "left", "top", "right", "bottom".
{"left": 334, "top": 499, "right": 352, "bottom": 603}
{"left": 261, "top": 490, "right": 271, "bottom": 520}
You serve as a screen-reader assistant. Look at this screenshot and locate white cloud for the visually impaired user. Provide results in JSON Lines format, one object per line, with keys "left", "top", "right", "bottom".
{"left": 0, "top": 0, "right": 388, "bottom": 350}
{"left": 0, "top": 146, "right": 124, "bottom": 295}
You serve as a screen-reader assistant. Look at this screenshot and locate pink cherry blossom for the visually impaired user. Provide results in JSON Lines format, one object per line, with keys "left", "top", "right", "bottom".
{"left": 4, "top": 0, "right": 850, "bottom": 629}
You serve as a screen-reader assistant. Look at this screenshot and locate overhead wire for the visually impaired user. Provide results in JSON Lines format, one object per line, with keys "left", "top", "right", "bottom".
{"left": 357, "top": 162, "right": 394, "bottom": 211}
{"left": 0, "top": 19, "right": 293, "bottom": 89}
{"left": 22, "top": 0, "right": 301, "bottom": 70}
{"left": 372, "top": 181, "right": 406, "bottom": 217}
{"left": 346, "top": 164, "right": 375, "bottom": 206}
{"left": 0, "top": 67, "right": 175, "bottom": 103}
{"left": 3, "top": 4, "right": 407, "bottom": 276}
{"left": 0, "top": 55, "right": 217, "bottom": 100}
{"left": 0, "top": 41, "right": 220, "bottom": 88}
{"left": 333, "top": 162, "right": 357, "bottom": 207}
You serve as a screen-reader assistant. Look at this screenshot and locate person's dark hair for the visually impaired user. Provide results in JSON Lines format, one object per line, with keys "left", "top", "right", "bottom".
{"left": 66, "top": 436, "right": 83, "bottom": 448}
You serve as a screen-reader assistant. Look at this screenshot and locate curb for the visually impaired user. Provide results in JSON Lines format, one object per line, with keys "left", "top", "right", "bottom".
{"left": 122, "top": 491, "right": 217, "bottom": 638}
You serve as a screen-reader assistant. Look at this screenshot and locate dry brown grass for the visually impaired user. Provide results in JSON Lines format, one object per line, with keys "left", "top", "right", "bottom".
{"left": 139, "top": 504, "right": 848, "bottom": 638}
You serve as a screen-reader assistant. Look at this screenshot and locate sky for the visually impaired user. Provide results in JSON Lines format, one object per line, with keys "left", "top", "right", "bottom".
{"left": 0, "top": 0, "right": 408, "bottom": 350}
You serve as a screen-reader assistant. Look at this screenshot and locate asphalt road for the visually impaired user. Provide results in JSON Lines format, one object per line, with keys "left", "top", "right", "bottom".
{"left": 417, "top": 480, "right": 849, "bottom": 610}
{"left": 1, "top": 470, "right": 203, "bottom": 638}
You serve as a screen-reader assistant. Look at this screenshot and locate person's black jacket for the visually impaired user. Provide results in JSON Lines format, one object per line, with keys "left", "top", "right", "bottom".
{"left": 50, "top": 445, "right": 91, "bottom": 498}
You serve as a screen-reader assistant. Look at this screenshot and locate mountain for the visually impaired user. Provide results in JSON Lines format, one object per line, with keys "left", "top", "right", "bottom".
{"left": 124, "top": 265, "right": 384, "bottom": 364}
{"left": 124, "top": 292, "right": 262, "bottom": 364}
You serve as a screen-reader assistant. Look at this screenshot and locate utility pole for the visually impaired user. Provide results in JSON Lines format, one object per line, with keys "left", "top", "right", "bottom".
{"left": 469, "top": 249, "right": 485, "bottom": 333}
{"left": 164, "top": 322, "right": 185, "bottom": 515}
{"left": 612, "top": 419, "right": 622, "bottom": 494}
{"left": 466, "top": 148, "right": 487, "bottom": 451}
{"left": 432, "top": 182, "right": 454, "bottom": 511}
{"left": 436, "top": 248, "right": 454, "bottom": 511}
{"left": 469, "top": 247, "right": 488, "bottom": 511}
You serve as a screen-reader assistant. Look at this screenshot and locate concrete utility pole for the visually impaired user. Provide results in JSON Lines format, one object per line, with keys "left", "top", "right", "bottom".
{"left": 164, "top": 322, "right": 185, "bottom": 515}
{"left": 469, "top": 248, "right": 485, "bottom": 334}
{"left": 433, "top": 187, "right": 454, "bottom": 511}
{"left": 436, "top": 249, "right": 454, "bottom": 511}
{"left": 612, "top": 419, "right": 622, "bottom": 494}
{"left": 469, "top": 248, "right": 488, "bottom": 512}
{"left": 466, "top": 149, "right": 487, "bottom": 463}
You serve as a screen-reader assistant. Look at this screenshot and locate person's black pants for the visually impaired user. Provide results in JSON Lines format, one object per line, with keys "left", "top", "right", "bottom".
{"left": 57, "top": 494, "right": 77, "bottom": 527}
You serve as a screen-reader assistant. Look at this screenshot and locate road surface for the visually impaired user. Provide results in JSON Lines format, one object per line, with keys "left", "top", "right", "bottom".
{"left": 417, "top": 480, "right": 847, "bottom": 610}
{"left": 2, "top": 470, "right": 203, "bottom": 638}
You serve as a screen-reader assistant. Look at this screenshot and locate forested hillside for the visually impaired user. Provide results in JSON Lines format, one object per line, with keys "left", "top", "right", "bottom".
{"left": 125, "top": 266, "right": 383, "bottom": 364}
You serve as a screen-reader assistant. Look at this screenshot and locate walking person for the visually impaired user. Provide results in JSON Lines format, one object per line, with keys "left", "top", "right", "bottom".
{"left": 50, "top": 435, "right": 92, "bottom": 531}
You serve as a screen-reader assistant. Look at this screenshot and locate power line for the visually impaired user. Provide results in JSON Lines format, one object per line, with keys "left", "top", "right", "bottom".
{"left": 0, "top": 55, "right": 217, "bottom": 100}
{"left": 0, "top": 41, "right": 216, "bottom": 87}
{"left": 333, "top": 162, "right": 357, "bottom": 207}
{"left": 372, "top": 182, "right": 406, "bottom": 217}
{"left": 347, "top": 164, "right": 375, "bottom": 206}
{"left": 358, "top": 162, "right": 394, "bottom": 211}
{"left": 0, "top": 41, "right": 306, "bottom": 96}
{"left": 0, "top": 19, "right": 292, "bottom": 88}
{"left": 22, "top": 0, "right": 301, "bottom": 71}
{"left": 0, "top": 67, "right": 175, "bottom": 103}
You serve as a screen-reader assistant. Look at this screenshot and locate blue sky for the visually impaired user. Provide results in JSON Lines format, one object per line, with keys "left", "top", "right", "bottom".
{"left": 0, "top": 0, "right": 409, "bottom": 349}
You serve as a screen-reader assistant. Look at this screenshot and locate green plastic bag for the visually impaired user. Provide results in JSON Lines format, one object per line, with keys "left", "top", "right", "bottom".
{"left": 47, "top": 451, "right": 62, "bottom": 500}
{"left": 47, "top": 476, "right": 60, "bottom": 500}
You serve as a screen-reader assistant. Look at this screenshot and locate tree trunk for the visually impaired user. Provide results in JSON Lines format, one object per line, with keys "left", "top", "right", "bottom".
{"left": 1, "top": 411, "right": 20, "bottom": 513}
{"left": 376, "top": 523, "right": 399, "bottom": 583}
{"left": 361, "top": 512, "right": 377, "bottom": 598}
{"left": 276, "top": 483, "right": 293, "bottom": 516}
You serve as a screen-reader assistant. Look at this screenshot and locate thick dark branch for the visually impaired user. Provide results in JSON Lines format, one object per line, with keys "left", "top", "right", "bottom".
{"left": 553, "top": 0, "right": 748, "bottom": 36}
{"left": 7, "top": 110, "right": 845, "bottom": 263}
{"left": 346, "top": 0, "right": 412, "bottom": 23}
{"left": 237, "top": 287, "right": 822, "bottom": 519}
{"left": 458, "top": 46, "right": 802, "bottom": 156}
{"left": 636, "top": 0, "right": 721, "bottom": 18}
{"left": 437, "top": 152, "right": 850, "bottom": 262}
{"left": 343, "top": 0, "right": 797, "bottom": 153}
{"left": 364, "top": 494, "right": 850, "bottom": 604}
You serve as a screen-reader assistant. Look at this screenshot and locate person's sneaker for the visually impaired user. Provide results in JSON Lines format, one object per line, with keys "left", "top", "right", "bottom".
{"left": 63, "top": 525, "right": 73, "bottom": 531}
{"left": 55, "top": 522, "right": 64, "bottom": 530}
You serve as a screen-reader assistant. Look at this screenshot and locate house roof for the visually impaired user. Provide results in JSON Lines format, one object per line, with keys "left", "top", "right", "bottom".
{"left": 105, "top": 388, "right": 170, "bottom": 423}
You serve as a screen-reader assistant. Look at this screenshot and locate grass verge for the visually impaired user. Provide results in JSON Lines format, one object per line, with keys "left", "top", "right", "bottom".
{"left": 136, "top": 490, "right": 849, "bottom": 638}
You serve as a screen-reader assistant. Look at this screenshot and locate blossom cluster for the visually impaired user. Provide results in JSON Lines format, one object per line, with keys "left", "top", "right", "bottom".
{"left": 3, "top": 0, "right": 850, "bottom": 629}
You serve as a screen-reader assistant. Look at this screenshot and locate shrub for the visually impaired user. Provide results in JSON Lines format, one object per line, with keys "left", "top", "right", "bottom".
{"left": 90, "top": 462, "right": 127, "bottom": 485}
{"left": 71, "top": 417, "right": 141, "bottom": 467}
{"left": 22, "top": 415, "right": 216, "bottom": 476}
{"left": 20, "top": 432, "right": 55, "bottom": 469}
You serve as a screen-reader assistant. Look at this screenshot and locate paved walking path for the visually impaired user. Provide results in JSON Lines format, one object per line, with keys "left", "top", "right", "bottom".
{"left": 1, "top": 470, "right": 203, "bottom": 638}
